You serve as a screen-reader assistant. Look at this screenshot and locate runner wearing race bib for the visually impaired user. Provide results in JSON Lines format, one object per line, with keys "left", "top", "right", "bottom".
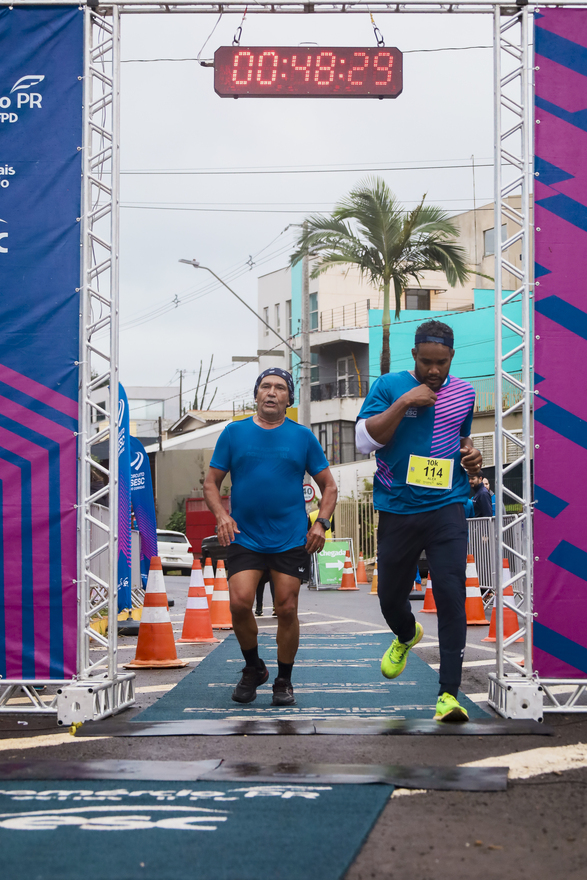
{"left": 356, "top": 319, "right": 482, "bottom": 722}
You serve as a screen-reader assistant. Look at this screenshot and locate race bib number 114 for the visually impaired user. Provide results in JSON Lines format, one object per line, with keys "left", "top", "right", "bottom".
{"left": 406, "top": 454, "right": 454, "bottom": 490}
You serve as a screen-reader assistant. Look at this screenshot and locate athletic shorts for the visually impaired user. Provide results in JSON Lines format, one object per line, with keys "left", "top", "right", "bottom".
{"left": 226, "top": 543, "right": 310, "bottom": 581}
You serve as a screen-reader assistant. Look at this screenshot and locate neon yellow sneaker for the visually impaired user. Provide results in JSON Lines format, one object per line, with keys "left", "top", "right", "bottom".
{"left": 434, "top": 693, "right": 469, "bottom": 723}
{"left": 381, "top": 622, "right": 424, "bottom": 679}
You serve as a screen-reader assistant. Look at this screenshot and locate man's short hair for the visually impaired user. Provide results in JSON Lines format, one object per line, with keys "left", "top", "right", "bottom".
{"left": 470, "top": 470, "right": 484, "bottom": 480}
{"left": 414, "top": 319, "right": 455, "bottom": 350}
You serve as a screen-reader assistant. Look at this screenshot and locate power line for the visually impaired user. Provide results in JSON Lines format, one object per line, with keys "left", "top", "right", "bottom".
{"left": 121, "top": 161, "right": 493, "bottom": 177}
{"left": 120, "top": 45, "right": 493, "bottom": 63}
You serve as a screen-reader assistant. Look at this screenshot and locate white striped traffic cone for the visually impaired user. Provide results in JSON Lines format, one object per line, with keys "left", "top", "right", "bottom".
{"left": 124, "top": 557, "right": 188, "bottom": 668}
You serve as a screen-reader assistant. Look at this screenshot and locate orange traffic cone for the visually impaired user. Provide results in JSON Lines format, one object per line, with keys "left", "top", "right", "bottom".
{"left": 124, "top": 557, "right": 188, "bottom": 668}
{"left": 370, "top": 563, "right": 378, "bottom": 595}
{"left": 356, "top": 552, "right": 368, "bottom": 585}
{"left": 203, "top": 557, "right": 215, "bottom": 609}
{"left": 420, "top": 573, "right": 437, "bottom": 613}
{"left": 483, "top": 558, "right": 523, "bottom": 642}
{"left": 210, "top": 559, "right": 233, "bottom": 629}
{"left": 464, "top": 554, "right": 489, "bottom": 625}
{"left": 338, "top": 550, "right": 359, "bottom": 591}
{"left": 177, "top": 560, "right": 219, "bottom": 644}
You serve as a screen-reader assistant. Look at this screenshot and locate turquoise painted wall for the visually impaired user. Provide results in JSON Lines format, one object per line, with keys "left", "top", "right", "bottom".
{"left": 368, "top": 290, "right": 531, "bottom": 383}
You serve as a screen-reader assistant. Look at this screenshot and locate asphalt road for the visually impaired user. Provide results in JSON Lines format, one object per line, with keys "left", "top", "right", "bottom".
{"left": 2, "top": 575, "right": 586, "bottom": 879}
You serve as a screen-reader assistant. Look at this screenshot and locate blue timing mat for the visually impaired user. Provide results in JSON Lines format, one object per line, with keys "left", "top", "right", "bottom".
{"left": 0, "top": 780, "right": 392, "bottom": 880}
{"left": 136, "top": 633, "right": 486, "bottom": 722}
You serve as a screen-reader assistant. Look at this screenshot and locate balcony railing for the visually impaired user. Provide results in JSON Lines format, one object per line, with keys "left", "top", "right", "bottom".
{"left": 469, "top": 371, "right": 524, "bottom": 413}
{"left": 317, "top": 300, "right": 370, "bottom": 332}
{"left": 311, "top": 380, "right": 369, "bottom": 401}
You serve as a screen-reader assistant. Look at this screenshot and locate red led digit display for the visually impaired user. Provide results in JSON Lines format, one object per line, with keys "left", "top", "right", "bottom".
{"left": 214, "top": 46, "right": 403, "bottom": 98}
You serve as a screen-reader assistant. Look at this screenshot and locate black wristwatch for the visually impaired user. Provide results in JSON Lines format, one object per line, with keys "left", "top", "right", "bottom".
{"left": 316, "top": 517, "right": 331, "bottom": 531}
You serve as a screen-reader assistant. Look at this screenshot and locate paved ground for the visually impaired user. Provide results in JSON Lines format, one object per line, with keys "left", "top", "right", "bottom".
{"left": 2, "top": 576, "right": 586, "bottom": 878}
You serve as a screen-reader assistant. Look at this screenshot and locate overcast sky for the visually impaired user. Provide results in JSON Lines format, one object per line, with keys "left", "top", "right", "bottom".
{"left": 115, "top": 10, "right": 495, "bottom": 411}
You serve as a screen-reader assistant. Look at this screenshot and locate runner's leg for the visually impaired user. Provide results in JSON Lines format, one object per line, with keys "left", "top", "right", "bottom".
{"left": 377, "top": 511, "right": 424, "bottom": 642}
{"left": 229, "top": 569, "right": 265, "bottom": 651}
{"left": 424, "top": 503, "right": 468, "bottom": 697}
{"left": 270, "top": 571, "right": 301, "bottom": 665}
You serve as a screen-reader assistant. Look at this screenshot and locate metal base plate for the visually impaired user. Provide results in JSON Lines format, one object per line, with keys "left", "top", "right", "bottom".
{"left": 0, "top": 759, "right": 508, "bottom": 791}
{"left": 74, "top": 717, "right": 552, "bottom": 737}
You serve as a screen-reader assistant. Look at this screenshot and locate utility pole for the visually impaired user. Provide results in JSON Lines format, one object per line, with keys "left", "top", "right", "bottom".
{"left": 299, "top": 222, "right": 311, "bottom": 428}
{"left": 178, "top": 369, "right": 184, "bottom": 416}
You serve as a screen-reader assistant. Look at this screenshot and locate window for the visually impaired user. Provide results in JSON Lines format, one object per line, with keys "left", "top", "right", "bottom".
{"left": 275, "top": 302, "right": 281, "bottom": 335}
{"left": 337, "top": 356, "right": 359, "bottom": 398}
{"left": 312, "top": 420, "right": 368, "bottom": 465}
{"left": 471, "top": 433, "right": 495, "bottom": 468}
{"left": 128, "top": 399, "right": 164, "bottom": 420}
{"left": 263, "top": 306, "right": 269, "bottom": 336}
{"left": 309, "top": 292, "right": 318, "bottom": 330}
{"left": 504, "top": 430, "right": 523, "bottom": 464}
{"left": 94, "top": 401, "right": 106, "bottom": 422}
{"left": 405, "top": 289, "right": 430, "bottom": 310}
{"left": 311, "top": 352, "right": 319, "bottom": 385}
{"left": 483, "top": 224, "right": 507, "bottom": 257}
{"left": 286, "top": 299, "right": 292, "bottom": 338}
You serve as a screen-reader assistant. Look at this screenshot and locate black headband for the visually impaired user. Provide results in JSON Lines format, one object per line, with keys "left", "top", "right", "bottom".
{"left": 415, "top": 333, "right": 454, "bottom": 349}
{"left": 254, "top": 368, "right": 295, "bottom": 406}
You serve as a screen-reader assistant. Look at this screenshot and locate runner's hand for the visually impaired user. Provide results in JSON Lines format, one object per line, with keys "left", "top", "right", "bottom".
{"left": 460, "top": 445, "right": 482, "bottom": 474}
{"left": 306, "top": 523, "right": 326, "bottom": 555}
{"left": 401, "top": 385, "right": 438, "bottom": 408}
{"left": 216, "top": 513, "right": 240, "bottom": 546}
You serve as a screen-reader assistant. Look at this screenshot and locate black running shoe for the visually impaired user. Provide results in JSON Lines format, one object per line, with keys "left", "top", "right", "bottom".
{"left": 254, "top": 606, "right": 263, "bottom": 617}
{"left": 231, "top": 663, "right": 269, "bottom": 703}
{"left": 271, "top": 677, "right": 296, "bottom": 706}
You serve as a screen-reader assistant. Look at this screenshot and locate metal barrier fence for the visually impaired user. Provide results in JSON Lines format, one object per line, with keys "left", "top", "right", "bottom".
{"left": 332, "top": 496, "right": 525, "bottom": 591}
{"left": 332, "top": 494, "right": 378, "bottom": 563}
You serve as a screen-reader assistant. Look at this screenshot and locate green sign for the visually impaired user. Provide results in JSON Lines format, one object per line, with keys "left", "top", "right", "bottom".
{"left": 316, "top": 540, "right": 352, "bottom": 586}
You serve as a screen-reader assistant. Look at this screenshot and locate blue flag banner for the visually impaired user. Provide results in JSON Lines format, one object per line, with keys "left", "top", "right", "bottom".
{"left": 0, "top": 7, "right": 83, "bottom": 678}
{"left": 130, "top": 436, "right": 158, "bottom": 588}
{"left": 117, "top": 384, "right": 132, "bottom": 611}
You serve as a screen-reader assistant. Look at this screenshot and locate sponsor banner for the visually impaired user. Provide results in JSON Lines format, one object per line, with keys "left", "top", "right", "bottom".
{"left": 316, "top": 540, "right": 352, "bottom": 586}
{"left": 0, "top": 7, "right": 83, "bottom": 678}
{"left": 118, "top": 385, "right": 132, "bottom": 611}
{"left": 534, "top": 9, "right": 587, "bottom": 676}
{"left": 130, "top": 436, "right": 158, "bottom": 588}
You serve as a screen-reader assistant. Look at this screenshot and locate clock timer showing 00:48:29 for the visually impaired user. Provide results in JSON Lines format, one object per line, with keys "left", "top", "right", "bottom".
{"left": 214, "top": 46, "right": 403, "bottom": 98}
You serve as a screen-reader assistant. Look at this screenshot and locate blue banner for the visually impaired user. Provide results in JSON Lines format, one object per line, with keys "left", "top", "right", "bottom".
{"left": 130, "top": 436, "right": 158, "bottom": 588}
{"left": 117, "top": 384, "right": 132, "bottom": 611}
{"left": 0, "top": 7, "right": 83, "bottom": 678}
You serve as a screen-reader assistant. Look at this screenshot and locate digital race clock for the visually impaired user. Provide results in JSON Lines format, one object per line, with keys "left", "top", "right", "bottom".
{"left": 214, "top": 46, "right": 403, "bottom": 98}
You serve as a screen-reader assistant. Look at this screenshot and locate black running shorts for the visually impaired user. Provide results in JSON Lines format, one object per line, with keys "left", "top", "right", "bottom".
{"left": 226, "top": 543, "right": 310, "bottom": 581}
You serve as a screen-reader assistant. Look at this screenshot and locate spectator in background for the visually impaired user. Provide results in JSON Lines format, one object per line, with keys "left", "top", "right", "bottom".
{"left": 469, "top": 471, "right": 493, "bottom": 518}
{"left": 482, "top": 476, "right": 496, "bottom": 515}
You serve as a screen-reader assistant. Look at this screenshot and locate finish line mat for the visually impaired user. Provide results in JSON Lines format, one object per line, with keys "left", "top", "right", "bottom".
{"left": 0, "top": 779, "right": 392, "bottom": 880}
{"left": 135, "top": 633, "right": 487, "bottom": 723}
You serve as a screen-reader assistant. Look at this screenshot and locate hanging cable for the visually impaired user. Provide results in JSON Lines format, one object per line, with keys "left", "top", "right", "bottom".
{"left": 232, "top": 7, "right": 248, "bottom": 47}
{"left": 369, "top": 12, "right": 385, "bottom": 48}
{"left": 196, "top": 11, "right": 222, "bottom": 68}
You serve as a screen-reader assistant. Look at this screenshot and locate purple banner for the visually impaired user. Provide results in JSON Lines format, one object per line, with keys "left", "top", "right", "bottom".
{"left": 534, "top": 9, "right": 587, "bottom": 677}
{"left": 0, "top": 8, "right": 82, "bottom": 679}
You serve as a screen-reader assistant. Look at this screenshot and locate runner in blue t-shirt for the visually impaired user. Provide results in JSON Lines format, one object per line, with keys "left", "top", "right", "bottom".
{"left": 204, "top": 368, "right": 337, "bottom": 707}
{"left": 356, "top": 319, "right": 483, "bottom": 723}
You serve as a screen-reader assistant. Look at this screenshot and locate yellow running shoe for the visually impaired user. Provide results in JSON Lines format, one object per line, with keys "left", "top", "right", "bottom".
{"left": 381, "top": 622, "right": 424, "bottom": 679}
{"left": 434, "top": 692, "right": 469, "bottom": 723}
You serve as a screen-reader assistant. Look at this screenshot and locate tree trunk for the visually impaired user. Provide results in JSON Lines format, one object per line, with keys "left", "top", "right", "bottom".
{"left": 380, "top": 281, "right": 391, "bottom": 374}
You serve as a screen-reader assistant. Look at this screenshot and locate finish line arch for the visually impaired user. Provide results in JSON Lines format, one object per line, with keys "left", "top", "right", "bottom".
{"left": 0, "top": 0, "right": 585, "bottom": 721}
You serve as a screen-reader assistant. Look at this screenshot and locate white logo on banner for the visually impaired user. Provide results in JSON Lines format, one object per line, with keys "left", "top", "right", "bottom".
{"left": 10, "top": 75, "right": 45, "bottom": 93}
{"left": 0, "top": 219, "right": 7, "bottom": 253}
{"left": 131, "top": 451, "right": 144, "bottom": 471}
{"left": 0, "top": 74, "right": 44, "bottom": 123}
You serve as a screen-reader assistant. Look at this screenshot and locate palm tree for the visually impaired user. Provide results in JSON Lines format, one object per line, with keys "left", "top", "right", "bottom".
{"left": 290, "top": 177, "right": 470, "bottom": 375}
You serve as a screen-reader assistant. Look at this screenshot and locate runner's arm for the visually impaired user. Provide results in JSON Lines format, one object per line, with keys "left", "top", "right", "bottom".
{"left": 203, "top": 466, "right": 240, "bottom": 547}
{"left": 459, "top": 437, "right": 482, "bottom": 475}
{"left": 363, "top": 384, "right": 438, "bottom": 446}
{"left": 306, "top": 467, "right": 338, "bottom": 554}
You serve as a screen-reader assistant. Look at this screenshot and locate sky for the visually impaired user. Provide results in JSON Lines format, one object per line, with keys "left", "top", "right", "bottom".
{"left": 115, "top": 9, "right": 496, "bottom": 411}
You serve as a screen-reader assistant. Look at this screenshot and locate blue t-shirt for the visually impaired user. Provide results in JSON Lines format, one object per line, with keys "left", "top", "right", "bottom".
{"left": 210, "top": 417, "right": 329, "bottom": 553}
{"left": 358, "top": 371, "right": 475, "bottom": 514}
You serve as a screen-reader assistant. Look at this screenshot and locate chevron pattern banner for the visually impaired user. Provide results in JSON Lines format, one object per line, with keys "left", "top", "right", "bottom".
{"left": 534, "top": 9, "right": 587, "bottom": 678}
{"left": 0, "top": 8, "right": 83, "bottom": 679}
